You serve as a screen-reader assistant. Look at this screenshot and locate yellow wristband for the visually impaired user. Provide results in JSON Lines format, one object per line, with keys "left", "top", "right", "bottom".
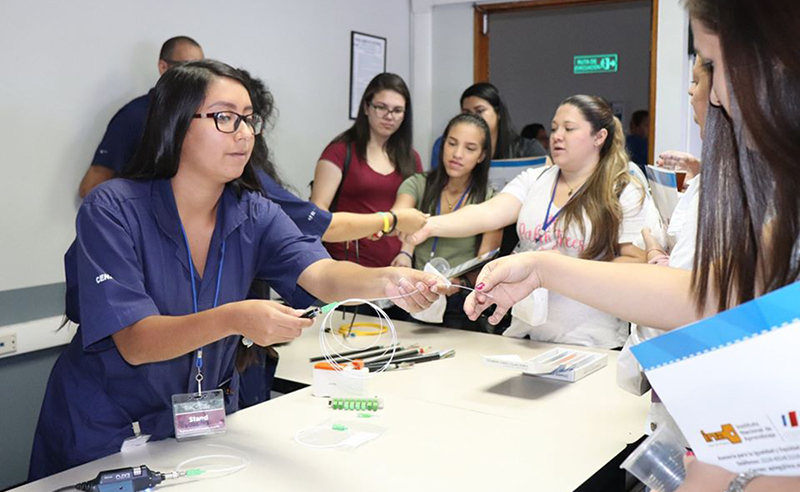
{"left": 379, "top": 212, "right": 391, "bottom": 233}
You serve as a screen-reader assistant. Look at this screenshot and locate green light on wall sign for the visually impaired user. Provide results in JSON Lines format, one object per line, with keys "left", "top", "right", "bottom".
{"left": 573, "top": 54, "right": 619, "bottom": 74}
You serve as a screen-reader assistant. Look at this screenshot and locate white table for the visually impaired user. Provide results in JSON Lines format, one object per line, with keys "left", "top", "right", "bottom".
{"left": 15, "top": 316, "right": 649, "bottom": 492}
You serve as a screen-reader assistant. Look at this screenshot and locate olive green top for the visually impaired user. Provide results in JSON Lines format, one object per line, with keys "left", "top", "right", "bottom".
{"left": 397, "top": 173, "right": 496, "bottom": 272}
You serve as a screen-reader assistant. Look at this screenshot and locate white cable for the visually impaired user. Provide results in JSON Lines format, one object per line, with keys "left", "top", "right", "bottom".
{"left": 294, "top": 426, "right": 356, "bottom": 449}
{"left": 317, "top": 286, "right": 490, "bottom": 378}
{"left": 175, "top": 444, "right": 251, "bottom": 477}
{"left": 319, "top": 298, "right": 398, "bottom": 378}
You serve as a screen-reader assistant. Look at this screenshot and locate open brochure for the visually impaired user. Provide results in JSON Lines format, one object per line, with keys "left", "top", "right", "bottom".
{"left": 632, "top": 283, "right": 800, "bottom": 475}
{"left": 645, "top": 165, "right": 686, "bottom": 225}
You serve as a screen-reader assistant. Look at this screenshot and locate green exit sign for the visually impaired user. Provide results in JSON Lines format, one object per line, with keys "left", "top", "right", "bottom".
{"left": 574, "top": 54, "right": 619, "bottom": 74}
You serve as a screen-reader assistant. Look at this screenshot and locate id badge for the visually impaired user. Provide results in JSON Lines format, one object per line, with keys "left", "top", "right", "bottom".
{"left": 172, "top": 389, "right": 227, "bottom": 441}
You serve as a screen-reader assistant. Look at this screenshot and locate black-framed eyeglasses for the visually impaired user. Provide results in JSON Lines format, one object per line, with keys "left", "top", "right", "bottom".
{"left": 193, "top": 111, "right": 264, "bottom": 135}
{"left": 368, "top": 101, "right": 405, "bottom": 119}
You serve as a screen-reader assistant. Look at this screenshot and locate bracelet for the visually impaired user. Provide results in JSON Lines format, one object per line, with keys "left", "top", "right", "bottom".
{"left": 726, "top": 472, "right": 760, "bottom": 492}
{"left": 387, "top": 210, "right": 398, "bottom": 235}
{"left": 397, "top": 250, "right": 413, "bottom": 262}
{"left": 378, "top": 212, "right": 391, "bottom": 234}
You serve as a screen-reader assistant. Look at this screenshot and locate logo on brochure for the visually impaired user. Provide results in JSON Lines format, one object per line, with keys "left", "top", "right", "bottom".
{"left": 774, "top": 410, "right": 800, "bottom": 442}
{"left": 701, "top": 424, "right": 742, "bottom": 444}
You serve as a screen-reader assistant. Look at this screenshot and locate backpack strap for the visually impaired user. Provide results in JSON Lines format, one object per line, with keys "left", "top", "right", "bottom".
{"left": 329, "top": 143, "right": 352, "bottom": 212}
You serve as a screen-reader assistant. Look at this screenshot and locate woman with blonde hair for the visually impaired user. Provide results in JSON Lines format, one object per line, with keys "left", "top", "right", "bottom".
{"left": 408, "top": 95, "right": 650, "bottom": 347}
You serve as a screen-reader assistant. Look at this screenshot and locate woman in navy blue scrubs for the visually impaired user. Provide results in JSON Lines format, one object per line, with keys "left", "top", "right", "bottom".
{"left": 30, "top": 60, "right": 441, "bottom": 479}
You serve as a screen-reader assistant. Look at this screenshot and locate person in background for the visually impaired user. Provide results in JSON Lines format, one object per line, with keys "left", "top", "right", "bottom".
{"left": 625, "top": 109, "right": 649, "bottom": 174}
{"left": 430, "top": 83, "right": 548, "bottom": 169}
{"left": 392, "top": 113, "right": 502, "bottom": 331}
{"left": 521, "top": 123, "right": 549, "bottom": 152}
{"left": 78, "top": 36, "right": 204, "bottom": 198}
{"left": 31, "top": 60, "right": 443, "bottom": 479}
{"left": 465, "top": 0, "right": 800, "bottom": 488}
{"left": 237, "top": 70, "right": 427, "bottom": 407}
{"left": 408, "top": 95, "right": 650, "bottom": 347}
{"left": 430, "top": 83, "right": 550, "bottom": 264}
{"left": 652, "top": 55, "right": 711, "bottom": 188}
{"left": 310, "top": 73, "right": 423, "bottom": 268}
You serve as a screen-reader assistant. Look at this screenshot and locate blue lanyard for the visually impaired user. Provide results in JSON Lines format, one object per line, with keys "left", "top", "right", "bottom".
{"left": 180, "top": 223, "right": 226, "bottom": 394}
{"left": 431, "top": 183, "right": 472, "bottom": 258}
{"left": 535, "top": 170, "right": 573, "bottom": 244}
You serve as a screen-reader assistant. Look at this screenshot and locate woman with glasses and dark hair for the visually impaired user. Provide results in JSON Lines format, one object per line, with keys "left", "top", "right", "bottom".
{"left": 29, "top": 60, "right": 442, "bottom": 480}
{"left": 310, "top": 73, "right": 423, "bottom": 268}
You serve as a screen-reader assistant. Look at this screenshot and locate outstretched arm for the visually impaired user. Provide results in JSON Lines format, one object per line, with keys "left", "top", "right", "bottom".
{"left": 405, "top": 193, "right": 522, "bottom": 245}
{"left": 465, "top": 251, "right": 714, "bottom": 329}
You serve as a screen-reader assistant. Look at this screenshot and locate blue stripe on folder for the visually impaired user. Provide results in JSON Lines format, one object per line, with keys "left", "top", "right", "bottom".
{"left": 491, "top": 156, "right": 548, "bottom": 168}
{"left": 645, "top": 166, "right": 678, "bottom": 188}
{"left": 631, "top": 282, "right": 800, "bottom": 371}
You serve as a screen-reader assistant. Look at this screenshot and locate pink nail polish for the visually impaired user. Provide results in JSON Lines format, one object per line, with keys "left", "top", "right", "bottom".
{"left": 685, "top": 450, "right": 695, "bottom": 457}
{"left": 476, "top": 283, "right": 485, "bottom": 291}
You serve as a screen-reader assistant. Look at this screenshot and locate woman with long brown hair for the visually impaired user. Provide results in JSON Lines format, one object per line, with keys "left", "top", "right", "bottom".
{"left": 464, "top": 0, "right": 800, "bottom": 488}
{"left": 408, "top": 95, "right": 650, "bottom": 347}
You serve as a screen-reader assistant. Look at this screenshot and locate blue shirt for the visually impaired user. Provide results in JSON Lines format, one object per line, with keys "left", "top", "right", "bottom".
{"left": 626, "top": 134, "right": 649, "bottom": 175}
{"left": 256, "top": 170, "right": 332, "bottom": 237}
{"left": 91, "top": 91, "right": 152, "bottom": 173}
{"left": 30, "top": 178, "right": 329, "bottom": 480}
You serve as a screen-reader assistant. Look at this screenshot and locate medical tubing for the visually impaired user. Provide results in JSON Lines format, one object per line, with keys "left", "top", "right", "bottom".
{"left": 317, "top": 284, "right": 490, "bottom": 378}
{"left": 175, "top": 445, "right": 251, "bottom": 477}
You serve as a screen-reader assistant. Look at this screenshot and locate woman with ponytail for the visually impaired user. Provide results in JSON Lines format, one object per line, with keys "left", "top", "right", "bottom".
{"left": 406, "top": 95, "right": 651, "bottom": 347}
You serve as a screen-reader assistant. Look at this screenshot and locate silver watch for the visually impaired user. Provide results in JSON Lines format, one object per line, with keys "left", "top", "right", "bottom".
{"left": 726, "top": 471, "right": 759, "bottom": 492}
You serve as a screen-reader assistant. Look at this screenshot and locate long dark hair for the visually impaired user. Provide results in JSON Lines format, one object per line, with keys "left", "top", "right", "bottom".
{"left": 334, "top": 73, "right": 416, "bottom": 178}
{"left": 555, "top": 95, "right": 638, "bottom": 261}
{"left": 238, "top": 68, "right": 286, "bottom": 190}
{"left": 460, "top": 82, "right": 519, "bottom": 159}
{"left": 123, "top": 59, "right": 261, "bottom": 196}
{"left": 420, "top": 113, "right": 492, "bottom": 216}
{"left": 686, "top": 0, "right": 800, "bottom": 312}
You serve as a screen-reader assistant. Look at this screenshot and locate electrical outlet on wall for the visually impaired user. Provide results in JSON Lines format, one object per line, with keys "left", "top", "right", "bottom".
{"left": 0, "top": 333, "right": 18, "bottom": 356}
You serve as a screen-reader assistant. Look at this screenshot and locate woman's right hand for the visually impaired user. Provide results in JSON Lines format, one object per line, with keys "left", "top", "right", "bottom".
{"left": 233, "top": 300, "right": 314, "bottom": 347}
{"left": 464, "top": 252, "right": 542, "bottom": 325}
{"left": 393, "top": 208, "right": 428, "bottom": 235}
{"left": 656, "top": 151, "right": 701, "bottom": 179}
{"left": 401, "top": 222, "right": 433, "bottom": 245}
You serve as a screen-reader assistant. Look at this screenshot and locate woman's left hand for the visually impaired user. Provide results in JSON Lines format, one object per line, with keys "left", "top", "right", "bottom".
{"left": 385, "top": 267, "right": 446, "bottom": 313}
{"left": 464, "top": 252, "right": 542, "bottom": 325}
{"left": 675, "top": 456, "right": 736, "bottom": 492}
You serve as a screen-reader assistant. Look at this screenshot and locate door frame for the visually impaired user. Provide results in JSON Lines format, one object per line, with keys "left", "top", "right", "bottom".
{"left": 474, "top": 0, "right": 659, "bottom": 163}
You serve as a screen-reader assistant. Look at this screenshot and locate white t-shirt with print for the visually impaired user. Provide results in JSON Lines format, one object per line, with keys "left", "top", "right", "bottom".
{"left": 499, "top": 166, "right": 651, "bottom": 348}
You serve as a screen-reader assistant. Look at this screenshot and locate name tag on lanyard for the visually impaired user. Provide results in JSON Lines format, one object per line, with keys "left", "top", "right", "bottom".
{"left": 172, "top": 224, "right": 228, "bottom": 440}
{"left": 172, "top": 389, "right": 227, "bottom": 441}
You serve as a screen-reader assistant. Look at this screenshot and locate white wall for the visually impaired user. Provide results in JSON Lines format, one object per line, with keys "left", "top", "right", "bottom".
{"left": 0, "top": 0, "right": 411, "bottom": 292}
{"left": 653, "top": 0, "right": 691, "bottom": 155}
{"left": 431, "top": 4, "right": 475, "bottom": 154}
{"left": 489, "top": 1, "right": 651, "bottom": 132}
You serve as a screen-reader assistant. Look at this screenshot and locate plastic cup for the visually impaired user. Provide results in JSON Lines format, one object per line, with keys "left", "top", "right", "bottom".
{"left": 426, "top": 257, "right": 450, "bottom": 276}
{"left": 621, "top": 425, "right": 687, "bottom": 492}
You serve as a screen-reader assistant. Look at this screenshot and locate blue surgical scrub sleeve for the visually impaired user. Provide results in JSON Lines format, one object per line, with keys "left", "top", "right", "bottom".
{"left": 252, "top": 200, "right": 330, "bottom": 302}
{"left": 257, "top": 170, "right": 332, "bottom": 238}
{"left": 75, "top": 199, "right": 159, "bottom": 351}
